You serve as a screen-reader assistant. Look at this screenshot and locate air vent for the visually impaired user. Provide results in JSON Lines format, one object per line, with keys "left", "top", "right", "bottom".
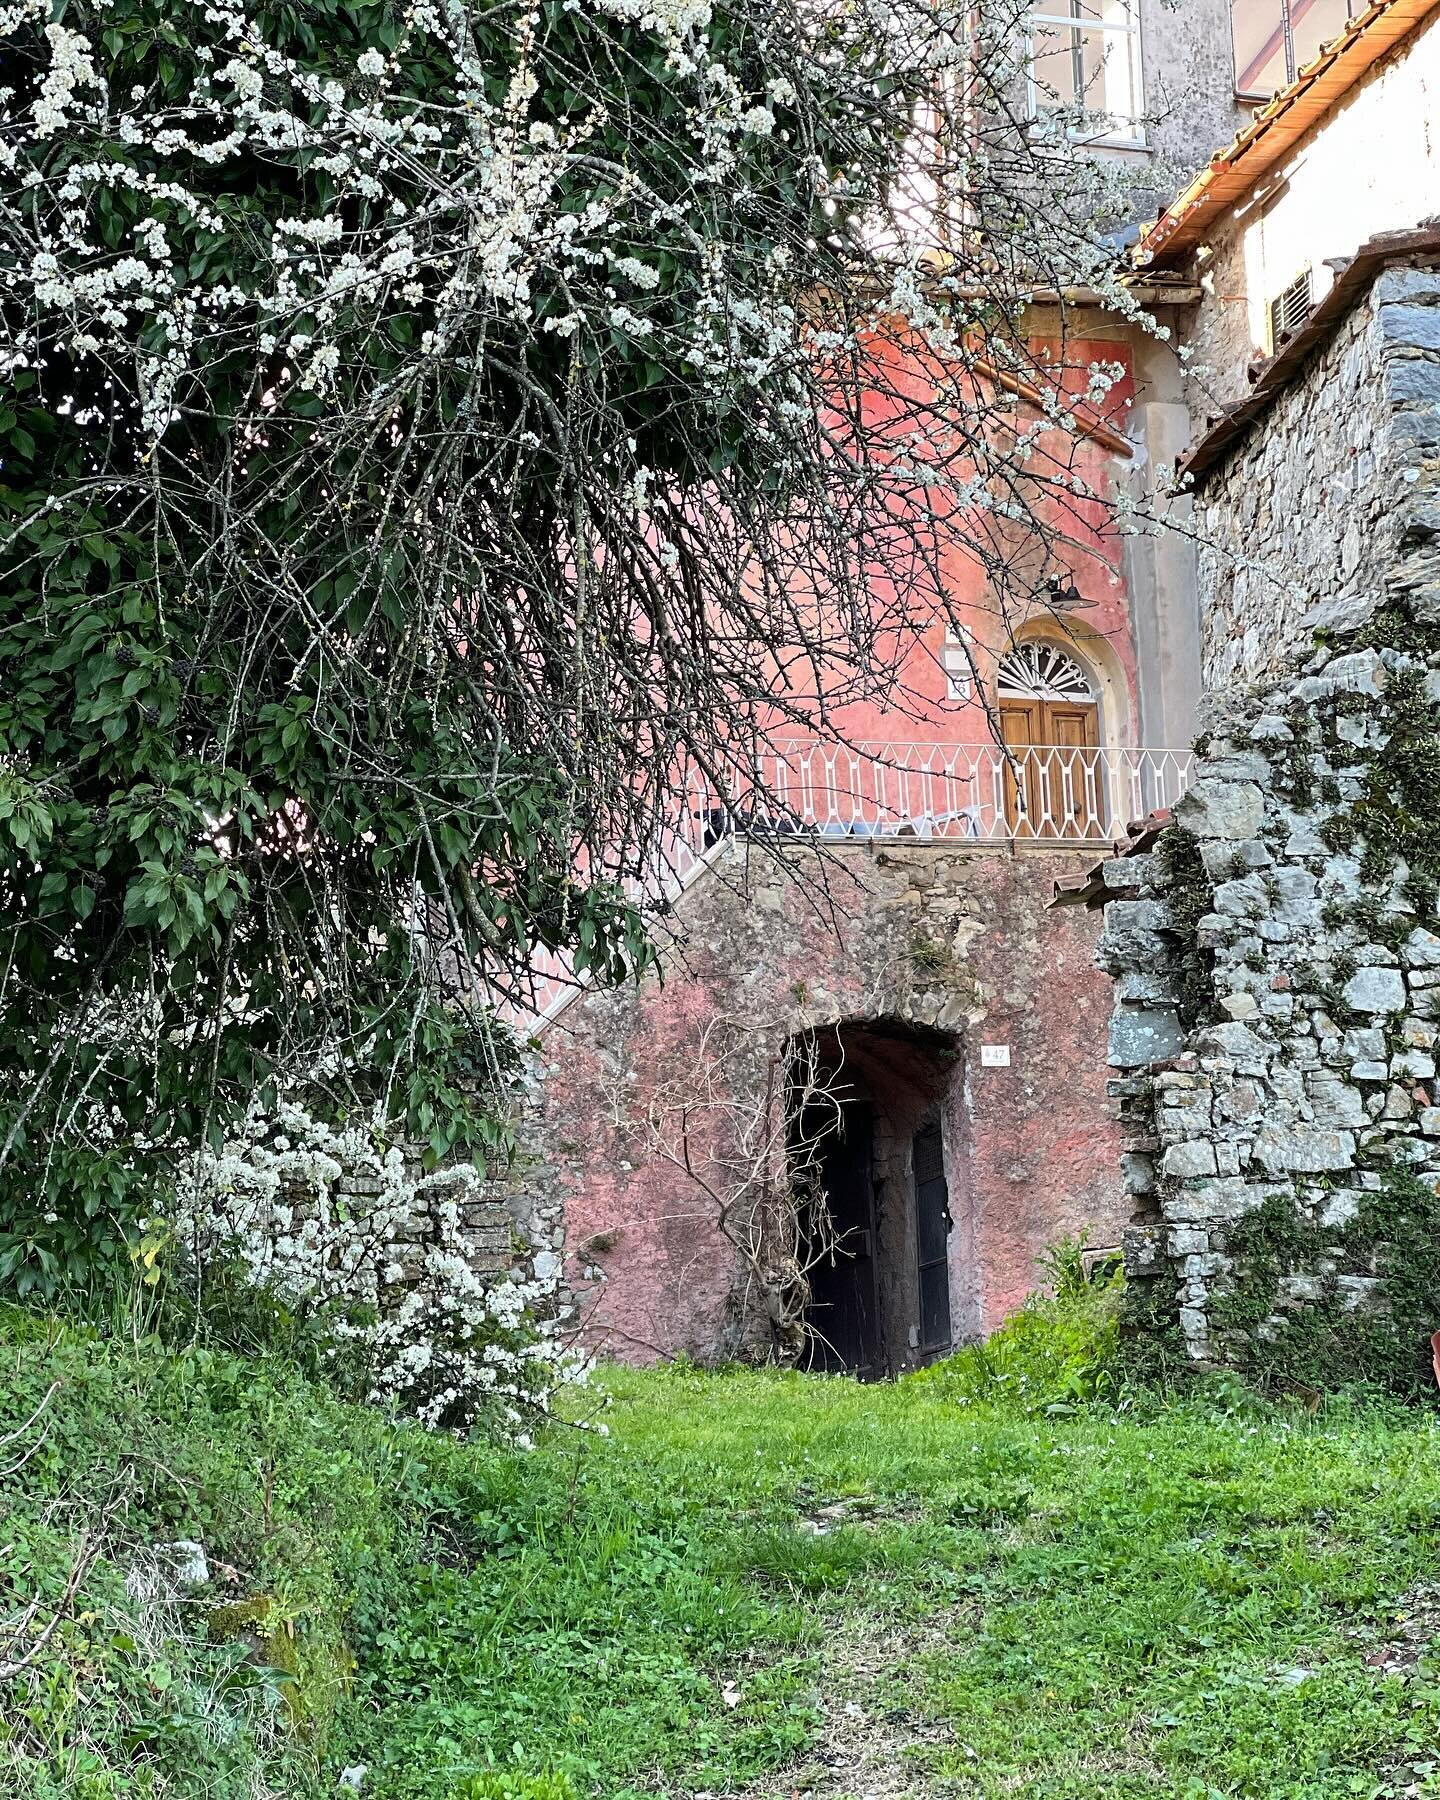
{"left": 1268, "top": 270, "right": 1314, "bottom": 350}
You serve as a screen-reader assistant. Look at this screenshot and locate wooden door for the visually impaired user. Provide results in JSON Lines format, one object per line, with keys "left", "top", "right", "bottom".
{"left": 913, "top": 1122, "right": 952, "bottom": 1355}
{"left": 797, "top": 1101, "right": 880, "bottom": 1377}
{"left": 1000, "top": 699, "right": 1043, "bottom": 838}
{"left": 1042, "top": 700, "right": 1103, "bottom": 839}
{"left": 1001, "top": 696, "right": 1102, "bottom": 839}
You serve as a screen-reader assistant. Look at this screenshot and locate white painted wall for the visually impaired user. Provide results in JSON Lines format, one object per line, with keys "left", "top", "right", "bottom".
{"left": 1186, "top": 9, "right": 1440, "bottom": 407}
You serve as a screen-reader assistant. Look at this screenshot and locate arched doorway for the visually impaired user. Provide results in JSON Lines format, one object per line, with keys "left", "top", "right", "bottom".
{"left": 996, "top": 640, "right": 1106, "bottom": 839}
{"left": 786, "top": 1021, "right": 959, "bottom": 1377}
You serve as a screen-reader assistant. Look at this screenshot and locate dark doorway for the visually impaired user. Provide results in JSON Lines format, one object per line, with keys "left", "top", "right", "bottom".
{"left": 913, "top": 1121, "right": 952, "bottom": 1353}
{"left": 784, "top": 1019, "right": 960, "bottom": 1377}
{"left": 795, "top": 1098, "right": 880, "bottom": 1376}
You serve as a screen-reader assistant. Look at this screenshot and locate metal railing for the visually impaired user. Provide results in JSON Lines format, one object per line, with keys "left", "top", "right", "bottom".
{"left": 689, "top": 741, "right": 1194, "bottom": 850}
{"left": 503, "top": 742, "right": 1192, "bottom": 1028}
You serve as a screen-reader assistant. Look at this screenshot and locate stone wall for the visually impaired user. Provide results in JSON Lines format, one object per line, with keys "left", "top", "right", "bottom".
{"left": 1098, "top": 261, "right": 1440, "bottom": 1378}
{"left": 1195, "top": 289, "right": 1391, "bottom": 691}
{"left": 531, "top": 838, "right": 1129, "bottom": 1368}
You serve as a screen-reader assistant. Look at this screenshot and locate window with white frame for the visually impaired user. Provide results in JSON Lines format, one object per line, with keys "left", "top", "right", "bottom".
{"left": 1029, "top": 1, "right": 1145, "bottom": 147}
{"left": 943, "top": 625, "right": 972, "bottom": 700}
{"left": 1231, "top": 0, "right": 1359, "bottom": 100}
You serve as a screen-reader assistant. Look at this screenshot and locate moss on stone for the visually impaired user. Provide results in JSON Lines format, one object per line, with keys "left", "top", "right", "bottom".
{"left": 1209, "top": 1169, "right": 1440, "bottom": 1397}
{"left": 207, "top": 1592, "right": 354, "bottom": 1747}
{"left": 1152, "top": 827, "right": 1217, "bottom": 1029}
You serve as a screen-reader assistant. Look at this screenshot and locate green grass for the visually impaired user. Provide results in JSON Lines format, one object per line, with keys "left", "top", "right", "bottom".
{"left": 7, "top": 1309, "right": 1440, "bottom": 1798}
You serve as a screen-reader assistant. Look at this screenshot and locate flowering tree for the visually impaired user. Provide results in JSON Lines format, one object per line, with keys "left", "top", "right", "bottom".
{"left": 0, "top": 0, "right": 1149, "bottom": 1285}
{"left": 171, "top": 1099, "right": 576, "bottom": 1433}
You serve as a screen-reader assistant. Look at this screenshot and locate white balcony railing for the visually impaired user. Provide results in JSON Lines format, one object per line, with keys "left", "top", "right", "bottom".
{"left": 506, "top": 742, "right": 1193, "bottom": 1027}
{"left": 687, "top": 740, "right": 1194, "bottom": 852}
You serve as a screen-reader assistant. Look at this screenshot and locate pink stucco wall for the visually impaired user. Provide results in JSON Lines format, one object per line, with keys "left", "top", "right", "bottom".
{"left": 807, "top": 326, "right": 1142, "bottom": 751}
{"left": 523, "top": 323, "right": 1146, "bottom": 1366}
{"left": 533, "top": 841, "right": 1128, "bottom": 1364}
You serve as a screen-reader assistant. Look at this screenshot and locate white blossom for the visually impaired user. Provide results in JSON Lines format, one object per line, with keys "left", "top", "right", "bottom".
{"left": 173, "top": 1098, "right": 588, "bottom": 1438}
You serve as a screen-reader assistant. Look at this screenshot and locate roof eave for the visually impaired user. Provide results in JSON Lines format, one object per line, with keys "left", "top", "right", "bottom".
{"left": 1136, "top": 0, "right": 1440, "bottom": 269}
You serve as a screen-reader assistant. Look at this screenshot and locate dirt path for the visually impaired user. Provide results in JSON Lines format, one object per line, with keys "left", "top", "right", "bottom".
{"left": 731, "top": 1615, "right": 964, "bottom": 1800}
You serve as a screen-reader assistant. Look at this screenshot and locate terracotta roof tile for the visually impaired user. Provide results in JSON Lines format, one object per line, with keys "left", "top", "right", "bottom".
{"left": 1137, "top": 0, "right": 1440, "bottom": 267}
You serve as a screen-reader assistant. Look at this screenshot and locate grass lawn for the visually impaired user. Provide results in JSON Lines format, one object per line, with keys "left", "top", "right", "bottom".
{"left": 9, "top": 1318, "right": 1440, "bottom": 1799}
{"left": 506, "top": 1364, "right": 1440, "bottom": 1800}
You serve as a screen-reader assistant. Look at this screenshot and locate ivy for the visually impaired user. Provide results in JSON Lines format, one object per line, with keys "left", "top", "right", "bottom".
{"left": 1211, "top": 1170, "right": 1440, "bottom": 1398}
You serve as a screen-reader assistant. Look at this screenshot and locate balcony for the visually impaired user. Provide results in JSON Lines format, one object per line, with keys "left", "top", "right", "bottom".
{"left": 511, "top": 743, "right": 1193, "bottom": 1027}
{"left": 681, "top": 740, "right": 1193, "bottom": 861}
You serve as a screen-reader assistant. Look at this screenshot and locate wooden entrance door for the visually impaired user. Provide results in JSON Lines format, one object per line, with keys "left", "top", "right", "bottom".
{"left": 796, "top": 1099, "right": 880, "bottom": 1376}
{"left": 997, "top": 642, "right": 1104, "bottom": 839}
{"left": 913, "top": 1121, "right": 952, "bottom": 1355}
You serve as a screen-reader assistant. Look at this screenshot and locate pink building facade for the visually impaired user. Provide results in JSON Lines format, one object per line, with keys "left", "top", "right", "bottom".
{"left": 518, "top": 292, "right": 1211, "bottom": 1374}
{"left": 514, "top": 0, "right": 1343, "bottom": 1370}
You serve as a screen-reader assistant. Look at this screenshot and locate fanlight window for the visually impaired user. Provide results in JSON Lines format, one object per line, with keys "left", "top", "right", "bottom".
{"left": 996, "top": 641, "right": 1095, "bottom": 703}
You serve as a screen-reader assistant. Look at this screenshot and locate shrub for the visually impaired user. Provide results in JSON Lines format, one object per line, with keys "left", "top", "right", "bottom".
{"left": 170, "top": 1096, "right": 581, "bottom": 1437}
{"left": 905, "top": 1243, "right": 1123, "bottom": 1413}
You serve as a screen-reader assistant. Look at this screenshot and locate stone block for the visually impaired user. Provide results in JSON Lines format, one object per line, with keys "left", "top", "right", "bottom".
{"left": 1108, "top": 1005, "right": 1185, "bottom": 1069}
{"left": 1219, "top": 991, "right": 1260, "bottom": 1021}
{"left": 1161, "top": 1140, "right": 1218, "bottom": 1179}
{"left": 1273, "top": 866, "right": 1319, "bottom": 925}
{"left": 1122, "top": 1225, "right": 1164, "bottom": 1278}
{"left": 1213, "top": 874, "right": 1269, "bottom": 919}
{"left": 1305, "top": 1079, "right": 1367, "bottom": 1128}
{"left": 1196, "top": 914, "right": 1236, "bottom": 949}
{"left": 1392, "top": 1049, "right": 1436, "bottom": 1080}
{"left": 1376, "top": 267, "right": 1440, "bottom": 304}
{"left": 1101, "top": 857, "right": 1145, "bottom": 891}
{"left": 1200, "top": 1021, "right": 1268, "bottom": 1061}
{"left": 1350, "top": 1059, "right": 1390, "bottom": 1082}
{"left": 1178, "top": 1306, "right": 1209, "bottom": 1346}
{"left": 1251, "top": 1125, "right": 1355, "bottom": 1174}
{"left": 1318, "top": 1189, "right": 1362, "bottom": 1228}
{"left": 1097, "top": 899, "right": 1173, "bottom": 974}
{"left": 1285, "top": 820, "right": 1331, "bottom": 858}
{"left": 1210, "top": 745, "right": 1280, "bottom": 780}
{"left": 1121, "top": 1151, "right": 1156, "bottom": 1195}
{"left": 1297, "top": 592, "right": 1379, "bottom": 638}
{"left": 1174, "top": 778, "right": 1265, "bottom": 841}
{"left": 1389, "top": 358, "right": 1440, "bottom": 406}
{"left": 1293, "top": 650, "right": 1386, "bottom": 701}
{"left": 1247, "top": 714, "right": 1293, "bottom": 743}
{"left": 1342, "top": 966, "right": 1406, "bottom": 1014}
{"left": 1378, "top": 304, "right": 1440, "bottom": 353}
{"left": 1116, "top": 969, "right": 1180, "bottom": 1005}
{"left": 1404, "top": 927, "right": 1440, "bottom": 969}
{"left": 1199, "top": 838, "right": 1272, "bottom": 880}
{"left": 1335, "top": 1274, "right": 1388, "bottom": 1314}
{"left": 1163, "top": 1178, "right": 1279, "bottom": 1222}
{"left": 1419, "top": 1108, "right": 1440, "bottom": 1137}
{"left": 1383, "top": 1085, "right": 1416, "bottom": 1121}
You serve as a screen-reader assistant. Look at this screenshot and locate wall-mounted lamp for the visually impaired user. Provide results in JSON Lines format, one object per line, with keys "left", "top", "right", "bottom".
{"left": 1045, "top": 575, "right": 1094, "bottom": 611}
